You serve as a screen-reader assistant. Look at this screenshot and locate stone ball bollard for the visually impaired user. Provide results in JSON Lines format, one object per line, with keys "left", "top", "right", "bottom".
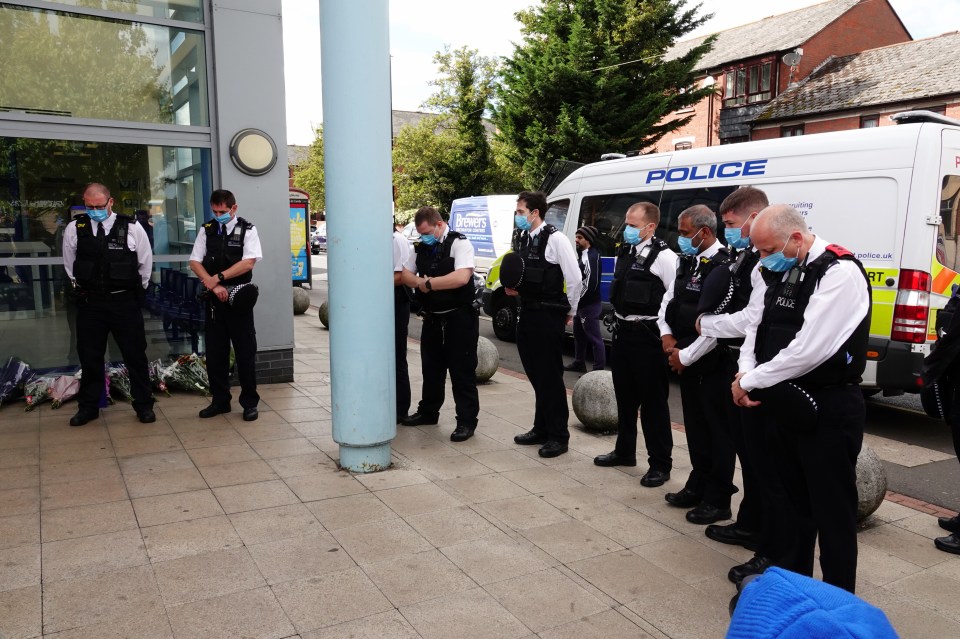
{"left": 856, "top": 445, "right": 887, "bottom": 522}
{"left": 318, "top": 301, "right": 330, "bottom": 328}
{"left": 572, "top": 370, "right": 618, "bottom": 432}
{"left": 475, "top": 337, "right": 500, "bottom": 383}
{"left": 292, "top": 287, "right": 310, "bottom": 315}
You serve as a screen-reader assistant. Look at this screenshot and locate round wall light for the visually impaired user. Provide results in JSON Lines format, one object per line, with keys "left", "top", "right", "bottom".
{"left": 229, "top": 128, "right": 278, "bottom": 176}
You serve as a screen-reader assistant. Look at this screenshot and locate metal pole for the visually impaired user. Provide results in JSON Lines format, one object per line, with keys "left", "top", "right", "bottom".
{"left": 319, "top": 0, "right": 395, "bottom": 472}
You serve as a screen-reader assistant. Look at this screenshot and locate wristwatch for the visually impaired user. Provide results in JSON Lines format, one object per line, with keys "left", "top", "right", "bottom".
{"left": 425, "top": 278, "right": 433, "bottom": 291}
{"left": 217, "top": 272, "right": 225, "bottom": 283}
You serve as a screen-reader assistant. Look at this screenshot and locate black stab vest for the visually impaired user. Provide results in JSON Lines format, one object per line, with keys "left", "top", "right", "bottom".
{"left": 718, "top": 248, "right": 761, "bottom": 347}
{"left": 201, "top": 217, "right": 254, "bottom": 287}
{"left": 512, "top": 224, "right": 569, "bottom": 311}
{"left": 609, "top": 238, "right": 669, "bottom": 317}
{"left": 72, "top": 214, "right": 140, "bottom": 293}
{"left": 413, "top": 231, "right": 475, "bottom": 313}
{"left": 665, "top": 247, "right": 731, "bottom": 349}
{"left": 755, "top": 245, "right": 871, "bottom": 388}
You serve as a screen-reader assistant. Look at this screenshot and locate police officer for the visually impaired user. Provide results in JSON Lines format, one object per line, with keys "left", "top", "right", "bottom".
{"left": 62, "top": 183, "right": 155, "bottom": 426}
{"left": 696, "top": 187, "right": 789, "bottom": 585}
{"left": 189, "top": 189, "right": 262, "bottom": 422}
{"left": 661, "top": 205, "right": 738, "bottom": 525}
{"left": 400, "top": 206, "right": 479, "bottom": 442}
{"left": 594, "top": 202, "right": 677, "bottom": 487}
{"left": 732, "top": 204, "right": 871, "bottom": 593}
{"left": 508, "top": 191, "right": 582, "bottom": 458}
{"left": 393, "top": 223, "right": 413, "bottom": 423}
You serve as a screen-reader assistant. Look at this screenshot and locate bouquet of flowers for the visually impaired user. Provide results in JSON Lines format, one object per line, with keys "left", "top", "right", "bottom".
{"left": 108, "top": 364, "right": 134, "bottom": 403}
{"left": 23, "top": 375, "right": 54, "bottom": 411}
{"left": 149, "top": 360, "right": 172, "bottom": 396}
{"left": 168, "top": 354, "right": 210, "bottom": 395}
{"left": 50, "top": 374, "right": 81, "bottom": 409}
{"left": 0, "top": 357, "right": 32, "bottom": 405}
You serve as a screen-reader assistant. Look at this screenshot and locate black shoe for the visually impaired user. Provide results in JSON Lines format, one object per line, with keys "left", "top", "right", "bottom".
{"left": 538, "top": 441, "right": 568, "bottom": 458}
{"left": 594, "top": 451, "right": 637, "bottom": 467}
{"left": 728, "top": 553, "right": 772, "bottom": 585}
{"left": 563, "top": 361, "right": 587, "bottom": 372}
{"left": 665, "top": 487, "right": 701, "bottom": 508}
{"left": 242, "top": 407, "right": 259, "bottom": 422}
{"left": 935, "top": 533, "right": 960, "bottom": 554}
{"left": 400, "top": 412, "right": 439, "bottom": 427}
{"left": 69, "top": 410, "right": 98, "bottom": 427}
{"left": 137, "top": 409, "right": 157, "bottom": 424}
{"left": 397, "top": 414, "right": 408, "bottom": 424}
{"left": 640, "top": 469, "right": 670, "bottom": 487}
{"left": 686, "top": 503, "right": 732, "bottom": 525}
{"left": 938, "top": 515, "right": 960, "bottom": 533}
{"left": 199, "top": 404, "right": 231, "bottom": 418}
{"left": 705, "top": 523, "right": 760, "bottom": 551}
{"left": 514, "top": 430, "right": 547, "bottom": 446}
{"left": 450, "top": 425, "right": 476, "bottom": 442}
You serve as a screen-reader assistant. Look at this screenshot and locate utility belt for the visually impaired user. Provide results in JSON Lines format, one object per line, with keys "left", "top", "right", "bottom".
{"left": 606, "top": 315, "right": 660, "bottom": 341}
{"left": 422, "top": 304, "right": 476, "bottom": 319}
{"left": 519, "top": 299, "right": 570, "bottom": 313}
{"left": 74, "top": 286, "right": 138, "bottom": 304}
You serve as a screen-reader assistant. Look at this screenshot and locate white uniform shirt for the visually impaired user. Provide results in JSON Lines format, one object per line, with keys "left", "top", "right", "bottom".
{"left": 518, "top": 223, "right": 582, "bottom": 316}
{"left": 402, "top": 227, "right": 475, "bottom": 274}
{"left": 700, "top": 253, "right": 767, "bottom": 340}
{"left": 393, "top": 230, "right": 412, "bottom": 273}
{"left": 62, "top": 214, "right": 153, "bottom": 288}
{"left": 738, "top": 236, "right": 871, "bottom": 392}
{"left": 659, "top": 240, "right": 722, "bottom": 366}
{"left": 189, "top": 216, "right": 263, "bottom": 264}
{"left": 615, "top": 236, "right": 678, "bottom": 323}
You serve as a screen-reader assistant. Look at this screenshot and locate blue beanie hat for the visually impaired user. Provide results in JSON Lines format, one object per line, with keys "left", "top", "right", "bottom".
{"left": 727, "top": 568, "right": 898, "bottom": 639}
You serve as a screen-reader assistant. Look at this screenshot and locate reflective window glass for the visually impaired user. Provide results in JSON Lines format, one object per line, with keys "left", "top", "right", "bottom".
{"left": 35, "top": 0, "right": 202, "bottom": 23}
{"left": 0, "top": 5, "right": 208, "bottom": 125}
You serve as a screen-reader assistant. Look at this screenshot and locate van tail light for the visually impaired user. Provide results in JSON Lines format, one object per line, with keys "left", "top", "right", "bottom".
{"left": 891, "top": 270, "right": 931, "bottom": 343}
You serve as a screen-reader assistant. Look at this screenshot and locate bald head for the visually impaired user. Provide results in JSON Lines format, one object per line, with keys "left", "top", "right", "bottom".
{"left": 83, "top": 183, "right": 111, "bottom": 200}
{"left": 751, "top": 204, "right": 812, "bottom": 260}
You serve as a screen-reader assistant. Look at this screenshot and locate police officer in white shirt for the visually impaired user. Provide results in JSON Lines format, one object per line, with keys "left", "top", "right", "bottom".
{"left": 393, "top": 224, "right": 413, "bottom": 422}
{"left": 189, "top": 189, "right": 263, "bottom": 422}
{"left": 732, "top": 204, "right": 871, "bottom": 594}
{"left": 508, "top": 191, "right": 582, "bottom": 458}
{"left": 400, "top": 206, "right": 479, "bottom": 442}
{"left": 594, "top": 202, "right": 677, "bottom": 487}
{"left": 62, "top": 183, "right": 155, "bottom": 426}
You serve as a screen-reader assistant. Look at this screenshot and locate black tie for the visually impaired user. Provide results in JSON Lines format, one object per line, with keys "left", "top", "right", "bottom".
{"left": 220, "top": 223, "right": 226, "bottom": 236}
{"left": 96, "top": 222, "right": 105, "bottom": 241}
{"left": 630, "top": 245, "right": 637, "bottom": 257}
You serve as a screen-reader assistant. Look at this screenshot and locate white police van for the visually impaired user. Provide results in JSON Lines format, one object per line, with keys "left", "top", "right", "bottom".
{"left": 482, "top": 110, "right": 960, "bottom": 394}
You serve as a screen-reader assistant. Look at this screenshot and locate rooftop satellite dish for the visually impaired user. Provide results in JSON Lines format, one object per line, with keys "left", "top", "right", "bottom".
{"left": 782, "top": 51, "right": 802, "bottom": 67}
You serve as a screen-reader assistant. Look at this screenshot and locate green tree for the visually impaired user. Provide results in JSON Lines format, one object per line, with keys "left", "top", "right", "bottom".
{"left": 494, "top": 0, "right": 715, "bottom": 186}
{"left": 392, "top": 115, "right": 456, "bottom": 215}
{"left": 293, "top": 126, "right": 325, "bottom": 213}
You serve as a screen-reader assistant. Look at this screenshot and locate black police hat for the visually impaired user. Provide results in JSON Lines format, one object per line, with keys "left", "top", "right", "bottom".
{"left": 697, "top": 264, "right": 735, "bottom": 315}
{"left": 228, "top": 283, "right": 259, "bottom": 313}
{"left": 750, "top": 381, "right": 818, "bottom": 432}
{"left": 499, "top": 252, "right": 525, "bottom": 289}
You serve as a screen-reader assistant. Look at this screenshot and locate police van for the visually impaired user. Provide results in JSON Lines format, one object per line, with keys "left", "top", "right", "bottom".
{"left": 482, "top": 110, "right": 960, "bottom": 394}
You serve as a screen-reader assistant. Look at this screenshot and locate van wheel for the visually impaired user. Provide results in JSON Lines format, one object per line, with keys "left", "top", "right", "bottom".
{"left": 492, "top": 298, "right": 518, "bottom": 342}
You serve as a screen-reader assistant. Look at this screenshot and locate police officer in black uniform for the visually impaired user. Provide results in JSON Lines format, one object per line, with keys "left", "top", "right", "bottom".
{"left": 594, "top": 202, "right": 677, "bottom": 487}
{"left": 189, "top": 189, "right": 262, "bottom": 422}
{"left": 662, "top": 205, "right": 738, "bottom": 525}
{"left": 508, "top": 191, "right": 582, "bottom": 458}
{"left": 733, "top": 204, "right": 871, "bottom": 593}
{"left": 400, "top": 206, "right": 479, "bottom": 442}
{"left": 62, "top": 183, "right": 155, "bottom": 426}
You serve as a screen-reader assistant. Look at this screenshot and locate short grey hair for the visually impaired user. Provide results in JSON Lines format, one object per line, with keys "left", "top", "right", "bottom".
{"left": 756, "top": 204, "right": 808, "bottom": 242}
{"left": 678, "top": 204, "right": 716, "bottom": 234}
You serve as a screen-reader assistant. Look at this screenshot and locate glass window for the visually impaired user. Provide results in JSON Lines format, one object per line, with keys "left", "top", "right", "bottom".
{"left": 0, "top": 5, "right": 208, "bottom": 126}
{"left": 577, "top": 193, "right": 658, "bottom": 256}
{"left": 860, "top": 115, "right": 880, "bottom": 128}
{"left": 781, "top": 124, "right": 804, "bottom": 137}
{"left": 941, "top": 175, "right": 960, "bottom": 240}
{"left": 760, "top": 63, "right": 772, "bottom": 92}
{"left": 748, "top": 65, "right": 759, "bottom": 95}
{"left": 544, "top": 200, "right": 568, "bottom": 231}
{"left": 39, "top": 1, "right": 202, "bottom": 23}
{"left": 658, "top": 186, "right": 738, "bottom": 252}
{"left": 724, "top": 71, "right": 735, "bottom": 99}
{"left": 674, "top": 141, "right": 692, "bottom": 151}
{"left": 736, "top": 69, "right": 746, "bottom": 100}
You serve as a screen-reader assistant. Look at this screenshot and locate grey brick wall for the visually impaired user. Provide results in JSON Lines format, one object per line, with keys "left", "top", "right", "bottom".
{"left": 254, "top": 348, "right": 294, "bottom": 384}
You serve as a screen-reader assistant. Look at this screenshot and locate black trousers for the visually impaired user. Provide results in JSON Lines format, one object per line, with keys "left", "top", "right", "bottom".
{"left": 76, "top": 294, "right": 153, "bottom": 414}
{"left": 766, "top": 384, "right": 864, "bottom": 593}
{"left": 516, "top": 307, "right": 569, "bottom": 443}
{"left": 395, "top": 289, "right": 411, "bottom": 419}
{"left": 610, "top": 322, "right": 672, "bottom": 472}
{"left": 205, "top": 301, "right": 259, "bottom": 409}
{"left": 417, "top": 306, "right": 479, "bottom": 426}
{"left": 678, "top": 349, "right": 738, "bottom": 509}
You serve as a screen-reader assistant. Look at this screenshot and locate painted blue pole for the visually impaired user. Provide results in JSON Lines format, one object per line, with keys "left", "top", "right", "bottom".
{"left": 319, "top": 0, "right": 395, "bottom": 472}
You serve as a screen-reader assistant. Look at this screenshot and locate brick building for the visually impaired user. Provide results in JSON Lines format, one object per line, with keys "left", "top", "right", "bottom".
{"left": 751, "top": 32, "right": 960, "bottom": 139}
{"left": 653, "top": 0, "right": 910, "bottom": 152}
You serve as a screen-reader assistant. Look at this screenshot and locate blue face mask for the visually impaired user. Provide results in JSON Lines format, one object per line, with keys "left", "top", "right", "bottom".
{"left": 419, "top": 230, "right": 438, "bottom": 246}
{"left": 214, "top": 212, "right": 232, "bottom": 225}
{"left": 760, "top": 237, "right": 799, "bottom": 272}
{"left": 622, "top": 226, "right": 641, "bottom": 245}
{"left": 677, "top": 228, "right": 704, "bottom": 256}
{"left": 514, "top": 215, "right": 531, "bottom": 231}
{"left": 87, "top": 208, "right": 108, "bottom": 222}
{"left": 724, "top": 225, "right": 751, "bottom": 250}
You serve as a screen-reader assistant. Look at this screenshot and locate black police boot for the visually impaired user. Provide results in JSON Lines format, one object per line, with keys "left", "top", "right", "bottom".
{"left": 538, "top": 441, "right": 568, "bottom": 458}
{"left": 935, "top": 533, "right": 960, "bottom": 554}
{"left": 665, "top": 487, "right": 701, "bottom": 508}
{"left": 450, "top": 424, "right": 475, "bottom": 442}
{"left": 640, "top": 469, "right": 670, "bottom": 487}
{"left": 686, "top": 504, "right": 732, "bottom": 525}
{"left": 199, "top": 404, "right": 231, "bottom": 418}
{"left": 242, "top": 407, "right": 259, "bottom": 422}
{"left": 69, "top": 409, "right": 99, "bottom": 427}
{"left": 137, "top": 408, "right": 157, "bottom": 424}
{"left": 594, "top": 451, "right": 637, "bottom": 467}
{"left": 938, "top": 515, "right": 960, "bottom": 533}
{"left": 728, "top": 553, "right": 773, "bottom": 585}
{"left": 514, "top": 429, "right": 547, "bottom": 445}
{"left": 705, "top": 523, "right": 760, "bottom": 551}
{"left": 401, "top": 413, "right": 439, "bottom": 427}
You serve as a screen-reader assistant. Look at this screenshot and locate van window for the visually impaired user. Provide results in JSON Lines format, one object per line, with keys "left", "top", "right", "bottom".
{"left": 577, "top": 192, "right": 658, "bottom": 256}
{"left": 941, "top": 175, "right": 960, "bottom": 239}
{"left": 544, "top": 200, "right": 569, "bottom": 231}
{"left": 658, "top": 186, "right": 739, "bottom": 251}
